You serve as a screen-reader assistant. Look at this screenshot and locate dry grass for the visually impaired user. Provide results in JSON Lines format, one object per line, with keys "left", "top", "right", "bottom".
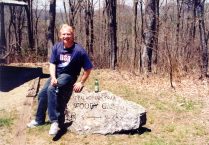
{"left": 1, "top": 66, "right": 209, "bottom": 145}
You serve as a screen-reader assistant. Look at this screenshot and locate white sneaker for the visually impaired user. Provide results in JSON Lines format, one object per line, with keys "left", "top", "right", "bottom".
{"left": 27, "top": 120, "right": 39, "bottom": 128}
{"left": 49, "top": 122, "right": 59, "bottom": 136}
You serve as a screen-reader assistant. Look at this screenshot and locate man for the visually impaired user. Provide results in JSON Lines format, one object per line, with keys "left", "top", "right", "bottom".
{"left": 27, "top": 24, "right": 93, "bottom": 136}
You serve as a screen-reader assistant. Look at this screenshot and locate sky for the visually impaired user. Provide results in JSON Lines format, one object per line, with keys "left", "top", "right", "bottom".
{"left": 36, "top": 0, "right": 133, "bottom": 11}
{"left": 36, "top": 0, "right": 209, "bottom": 11}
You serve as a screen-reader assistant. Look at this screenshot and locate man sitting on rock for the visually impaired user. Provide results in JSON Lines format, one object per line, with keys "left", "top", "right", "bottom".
{"left": 27, "top": 24, "right": 93, "bottom": 136}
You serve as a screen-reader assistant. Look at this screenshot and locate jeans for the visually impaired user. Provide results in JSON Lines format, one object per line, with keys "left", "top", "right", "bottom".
{"left": 35, "top": 73, "right": 76, "bottom": 127}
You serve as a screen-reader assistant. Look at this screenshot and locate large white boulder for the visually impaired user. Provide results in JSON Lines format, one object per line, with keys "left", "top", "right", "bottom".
{"left": 66, "top": 90, "right": 146, "bottom": 134}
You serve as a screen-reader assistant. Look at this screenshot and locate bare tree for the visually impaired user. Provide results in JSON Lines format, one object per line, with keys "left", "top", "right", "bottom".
{"left": 142, "top": 0, "right": 157, "bottom": 73}
{"left": 68, "top": 0, "right": 82, "bottom": 27}
{"left": 47, "top": 0, "right": 56, "bottom": 58}
{"left": 0, "top": 4, "right": 6, "bottom": 55}
{"left": 63, "top": 0, "right": 69, "bottom": 24}
{"left": 138, "top": 0, "right": 144, "bottom": 72}
{"left": 8, "top": 6, "right": 26, "bottom": 52}
{"left": 152, "top": 0, "right": 159, "bottom": 73}
{"left": 176, "top": 0, "right": 183, "bottom": 57}
{"left": 84, "top": 0, "right": 94, "bottom": 59}
{"left": 89, "top": 0, "right": 94, "bottom": 59}
{"left": 105, "top": 0, "right": 117, "bottom": 69}
{"left": 195, "top": 0, "right": 208, "bottom": 78}
{"left": 131, "top": 0, "right": 138, "bottom": 70}
{"left": 33, "top": 1, "right": 44, "bottom": 52}
{"left": 24, "top": 0, "right": 34, "bottom": 49}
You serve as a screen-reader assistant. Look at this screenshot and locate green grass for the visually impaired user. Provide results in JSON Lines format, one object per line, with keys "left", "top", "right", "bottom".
{"left": 144, "top": 138, "right": 169, "bottom": 145}
{"left": 173, "top": 94, "right": 203, "bottom": 113}
{"left": 193, "top": 124, "right": 208, "bottom": 136}
{"left": 164, "top": 124, "right": 175, "bottom": 133}
{"left": 0, "top": 118, "right": 13, "bottom": 127}
{"left": 25, "top": 69, "right": 209, "bottom": 145}
{"left": 27, "top": 123, "right": 50, "bottom": 135}
{"left": 0, "top": 110, "right": 15, "bottom": 127}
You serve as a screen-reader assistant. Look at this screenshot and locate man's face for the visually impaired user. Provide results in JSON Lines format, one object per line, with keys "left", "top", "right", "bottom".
{"left": 60, "top": 27, "right": 74, "bottom": 45}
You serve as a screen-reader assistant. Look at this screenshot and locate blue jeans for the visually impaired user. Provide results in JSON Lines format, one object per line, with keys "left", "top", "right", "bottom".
{"left": 35, "top": 73, "right": 76, "bottom": 127}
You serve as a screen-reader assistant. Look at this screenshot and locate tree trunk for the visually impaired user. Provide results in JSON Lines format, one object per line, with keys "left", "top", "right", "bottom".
{"left": 84, "top": 0, "right": 94, "bottom": 59}
{"left": 63, "top": 1, "right": 69, "bottom": 24}
{"left": 68, "top": 1, "right": 82, "bottom": 27}
{"left": 89, "top": 0, "right": 94, "bottom": 60}
{"left": 195, "top": 0, "right": 208, "bottom": 78}
{"left": 18, "top": 8, "right": 23, "bottom": 47}
{"left": 184, "top": 0, "right": 196, "bottom": 66}
{"left": 176, "top": 0, "right": 182, "bottom": 57}
{"left": 152, "top": 0, "right": 159, "bottom": 73}
{"left": 191, "top": 0, "right": 196, "bottom": 41}
{"left": 25, "top": 0, "right": 34, "bottom": 49}
{"left": 139, "top": 0, "right": 144, "bottom": 73}
{"left": 106, "top": 0, "right": 117, "bottom": 70}
{"left": 84, "top": 0, "right": 90, "bottom": 55}
{"left": 47, "top": 0, "right": 56, "bottom": 58}
{"left": 33, "top": 4, "right": 43, "bottom": 54}
{"left": 0, "top": 4, "right": 6, "bottom": 55}
{"left": 142, "top": 0, "right": 156, "bottom": 73}
{"left": 131, "top": 0, "right": 138, "bottom": 70}
{"left": 9, "top": 6, "right": 19, "bottom": 52}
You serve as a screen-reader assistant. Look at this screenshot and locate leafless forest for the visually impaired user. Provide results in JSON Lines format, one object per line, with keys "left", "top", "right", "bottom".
{"left": 1, "top": 0, "right": 209, "bottom": 79}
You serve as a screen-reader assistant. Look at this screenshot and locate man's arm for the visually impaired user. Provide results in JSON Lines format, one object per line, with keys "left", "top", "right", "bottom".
{"left": 49, "top": 63, "right": 57, "bottom": 86}
{"left": 73, "top": 69, "right": 92, "bottom": 92}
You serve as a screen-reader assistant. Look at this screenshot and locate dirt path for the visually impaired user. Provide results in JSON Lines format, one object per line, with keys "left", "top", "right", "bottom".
{"left": 12, "top": 97, "right": 35, "bottom": 145}
{"left": 12, "top": 77, "right": 40, "bottom": 145}
{"left": 0, "top": 81, "right": 31, "bottom": 145}
{"left": 0, "top": 83, "right": 29, "bottom": 111}
{"left": 0, "top": 71, "right": 40, "bottom": 145}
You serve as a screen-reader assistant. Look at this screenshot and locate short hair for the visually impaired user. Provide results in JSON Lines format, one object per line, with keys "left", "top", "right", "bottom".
{"left": 59, "top": 24, "right": 74, "bottom": 34}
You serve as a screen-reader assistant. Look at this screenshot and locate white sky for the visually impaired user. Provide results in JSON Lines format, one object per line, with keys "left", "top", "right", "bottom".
{"left": 36, "top": 0, "right": 133, "bottom": 11}
{"left": 36, "top": 0, "right": 209, "bottom": 11}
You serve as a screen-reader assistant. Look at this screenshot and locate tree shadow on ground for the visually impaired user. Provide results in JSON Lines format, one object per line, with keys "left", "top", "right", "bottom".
{"left": 0, "top": 66, "right": 42, "bottom": 92}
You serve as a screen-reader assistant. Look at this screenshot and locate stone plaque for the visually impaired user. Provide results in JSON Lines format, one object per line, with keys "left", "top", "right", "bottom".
{"left": 66, "top": 90, "right": 146, "bottom": 134}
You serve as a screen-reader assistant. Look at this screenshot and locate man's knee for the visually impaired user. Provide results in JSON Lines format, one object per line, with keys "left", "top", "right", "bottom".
{"left": 47, "top": 85, "right": 55, "bottom": 93}
{"left": 57, "top": 74, "right": 74, "bottom": 87}
{"left": 38, "top": 87, "right": 48, "bottom": 99}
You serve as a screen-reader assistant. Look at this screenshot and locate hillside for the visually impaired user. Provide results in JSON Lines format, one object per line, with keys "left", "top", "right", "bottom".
{"left": 0, "top": 63, "right": 209, "bottom": 145}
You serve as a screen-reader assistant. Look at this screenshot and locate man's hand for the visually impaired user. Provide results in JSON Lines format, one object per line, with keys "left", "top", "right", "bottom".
{"left": 51, "top": 77, "right": 58, "bottom": 86}
{"left": 73, "top": 82, "right": 84, "bottom": 93}
{"left": 49, "top": 63, "right": 57, "bottom": 86}
{"left": 73, "top": 69, "right": 91, "bottom": 93}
